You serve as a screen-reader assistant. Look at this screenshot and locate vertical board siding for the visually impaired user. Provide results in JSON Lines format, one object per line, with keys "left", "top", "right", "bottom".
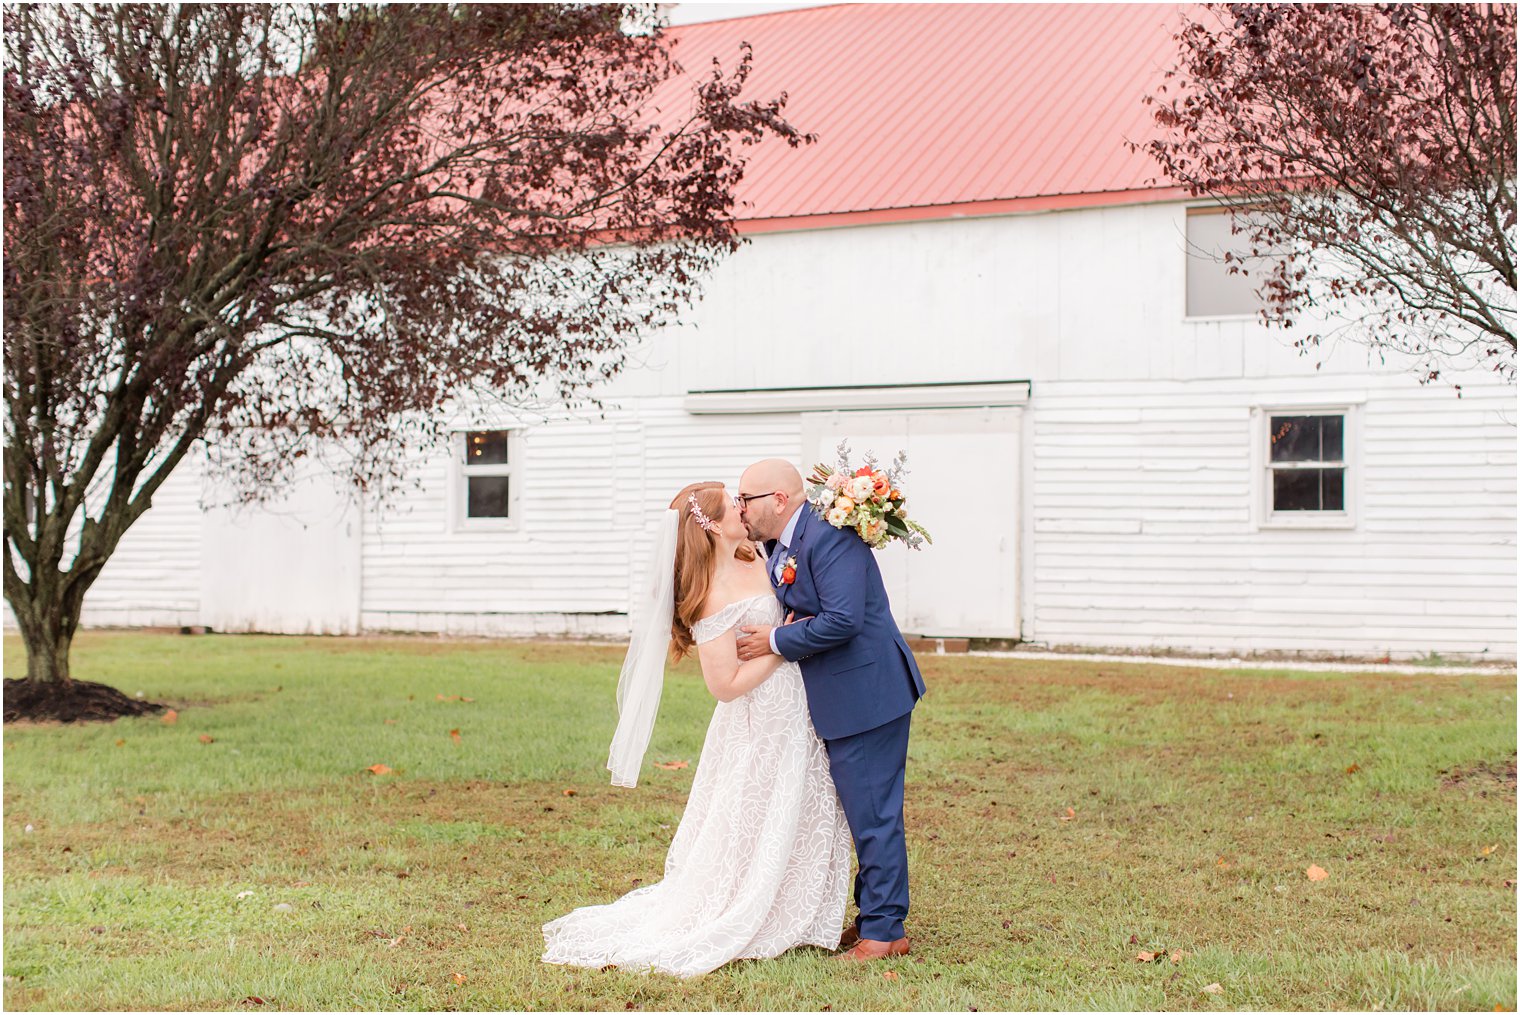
{"left": 1028, "top": 377, "right": 1516, "bottom": 657}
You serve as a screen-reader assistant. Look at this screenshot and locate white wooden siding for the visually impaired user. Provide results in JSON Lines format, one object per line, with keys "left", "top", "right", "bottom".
{"left": 357, "top": 402, "right": 801, "bottom": 634}
{"left": 1027, "top": 376, "right": 1515, "bottom": 657}
{"left": 37, "top": 199, "right": 1517, "bottom": 660}
{"left": 77, "top": 453, "right": 204, "bottom": 628}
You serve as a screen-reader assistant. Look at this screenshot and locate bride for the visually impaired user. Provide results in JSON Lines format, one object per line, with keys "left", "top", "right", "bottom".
{"left": 541, "top": 482, "right": 852, "bottom": 977}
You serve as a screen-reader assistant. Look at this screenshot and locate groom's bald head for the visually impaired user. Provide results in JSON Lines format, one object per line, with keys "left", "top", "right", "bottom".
{"left": 738, "top": 459, "right": 805, "bottom": 541}
{"left": 746, "top": 459, "right": 803, "bottom": 497}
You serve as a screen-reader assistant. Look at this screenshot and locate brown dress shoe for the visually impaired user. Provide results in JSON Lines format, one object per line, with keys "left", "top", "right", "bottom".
{"left": 837, "top": 920, "right": 862, "bottom": 950}
{"left": 832, "top": 936, "right": 910, "bottom": 962}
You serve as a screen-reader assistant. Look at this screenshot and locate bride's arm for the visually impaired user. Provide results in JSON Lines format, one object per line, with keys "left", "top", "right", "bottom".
{"left": 696, "top": 631, "right": 782, "bottom": 702}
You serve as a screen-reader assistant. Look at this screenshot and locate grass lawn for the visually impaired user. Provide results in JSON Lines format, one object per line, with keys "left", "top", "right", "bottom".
{"left": 3, "top": 632, "right": 1515, "bottom": 1012}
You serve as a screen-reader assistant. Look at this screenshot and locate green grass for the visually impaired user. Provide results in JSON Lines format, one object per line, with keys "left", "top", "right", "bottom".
{"left": 3, "top": 632, "right": 1515, "bottom": 1011}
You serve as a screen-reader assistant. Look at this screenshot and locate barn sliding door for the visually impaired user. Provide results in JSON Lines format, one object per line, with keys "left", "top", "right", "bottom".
{"left": 800, "top": 407, "right": 1020, "bottom": 638}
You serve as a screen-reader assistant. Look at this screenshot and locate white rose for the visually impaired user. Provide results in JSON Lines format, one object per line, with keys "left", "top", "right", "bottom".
{"left": 851, "top": 476, "right": 874, "bottom": 500}
{"left": 827, "top": 506, "right": 850, "bottom": 527}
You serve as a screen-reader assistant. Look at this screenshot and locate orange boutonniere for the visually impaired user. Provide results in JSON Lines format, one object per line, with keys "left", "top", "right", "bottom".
{"left": 780, "top": 554, "right": 797, "bottom": 585}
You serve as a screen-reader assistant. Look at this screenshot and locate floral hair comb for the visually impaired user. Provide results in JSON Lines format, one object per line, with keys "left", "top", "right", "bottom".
{"left": 687, "top": 493, "right": 718, "bottom": 533}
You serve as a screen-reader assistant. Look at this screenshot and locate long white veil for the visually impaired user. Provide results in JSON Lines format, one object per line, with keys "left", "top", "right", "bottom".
{"left": 606, "top": 509, "right": 679, "bottom": 788}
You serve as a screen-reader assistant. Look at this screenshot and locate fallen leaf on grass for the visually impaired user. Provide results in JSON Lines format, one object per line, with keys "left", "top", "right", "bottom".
{"left": 161, "top": 709, "right": 178, "bottom": 725}
{"left": 1135, "top": 951, "right": 1157, "bottom": 962}
{"left": 562, "top": 789, "right": 577, "bottom": 797}
{"left": 1345, "top": 763, "right": 1360, "bottom": 774}
{"left": 882, "top": 971, "right": 899, "bottom": 981}
{"left": 1170, "top": 951, "right": 1188, "bottom": 964}
{"left": 1059, "top": 807, "right": 1076, "bottom": 821}
{"left": 1306, "top": 864, "right": 1329, "bottom": 882}
{"left": 449, "top": 729, "right": 462, "bottom": 743}
{"left": 1481, "top": 844, "right": 1499, "bottom": 856}
{"left": 199, "top": 734, "right": 215, "bottom": 744}
{"left": 1201, "top": 982, "right": 1223, "bottom": 995}
{"left": 451, "top": 972, "right": 467, "bottom": 985}
{"left": 114, "top": 739, "right": 125, "bottom": 747}
{"left": 455, "top": 923, "right": 468, "bottom": 932}
{"left": 236, "top": 890, "right": 255, "bottom": 900}
{"left": 383, "top": 719, "right": 398, "bottom": 726}
{"left": 366, "top": 764, "right": 393, "bottom": 776}
{"left": 436, "top": 695, "right": 475, "bottom": 703}
{"left": 239, "top": 998, "right": 266, "bottom": 1007}
{"left": 653, "top": 760, "right": 689, "bottom": 770}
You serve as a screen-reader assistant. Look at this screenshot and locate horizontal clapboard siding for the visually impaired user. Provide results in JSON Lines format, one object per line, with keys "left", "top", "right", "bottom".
{"left": 1027, "top": 376, "right": 1516, "bottom": 657}
{"left": 359, "top": 401, "right": 801, "bottom": 633}
{"left": 75, "top": 453, "right": 204, "bottom": 627}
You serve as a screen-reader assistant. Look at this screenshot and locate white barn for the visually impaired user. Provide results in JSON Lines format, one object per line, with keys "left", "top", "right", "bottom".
{"left": 59, "top": 4, "right": 1518, "bottom": 660}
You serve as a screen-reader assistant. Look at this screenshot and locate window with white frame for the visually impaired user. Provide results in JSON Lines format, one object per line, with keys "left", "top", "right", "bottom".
{"left": 1266, "top": 413, "right": 1346, "bottom": 514}
{"left": 1185, "top": 206, "right": 1269, "bottom": 318}
{"left": 458, "top": 429, "right": 516, "bottom": 524}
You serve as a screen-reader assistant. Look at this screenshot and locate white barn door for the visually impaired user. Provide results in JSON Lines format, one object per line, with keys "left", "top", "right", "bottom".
{"left": 200, "top": 468, "right": 362, "bottom": 634}
{"left": 801, "top": 408, "right": 1020, "bottom": 638}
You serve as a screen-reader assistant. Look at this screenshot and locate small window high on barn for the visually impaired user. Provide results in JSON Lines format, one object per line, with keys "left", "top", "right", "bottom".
{"left": 1185, "top": 206, "right": 1268, "bottom": 318}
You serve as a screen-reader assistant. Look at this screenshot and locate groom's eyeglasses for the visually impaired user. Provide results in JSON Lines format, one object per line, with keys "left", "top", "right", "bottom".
{"left": 734, "top": 491, "right": 780, "bottom": 511}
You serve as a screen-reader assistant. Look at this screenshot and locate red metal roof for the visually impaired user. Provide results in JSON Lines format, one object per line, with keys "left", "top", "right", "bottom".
{"left": 656, "top": 3, "right": 1193, "bottom": 231}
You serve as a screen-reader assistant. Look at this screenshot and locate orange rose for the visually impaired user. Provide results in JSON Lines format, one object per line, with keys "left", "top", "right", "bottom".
{"left": 854, "top": 466, "right": 874, "bottom": 477}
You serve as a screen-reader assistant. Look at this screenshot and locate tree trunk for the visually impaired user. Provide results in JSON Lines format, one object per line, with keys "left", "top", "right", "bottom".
{"left": 3, "top": 571, "right": 163, "bottom": 723}
{"left": 14, "top": 591, "right": 76, "bottom": 686}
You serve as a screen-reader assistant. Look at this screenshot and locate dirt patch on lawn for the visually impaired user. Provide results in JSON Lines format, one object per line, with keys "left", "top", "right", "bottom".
{"left": 1439, "top": 753, "right": 1518, "bottom": 796}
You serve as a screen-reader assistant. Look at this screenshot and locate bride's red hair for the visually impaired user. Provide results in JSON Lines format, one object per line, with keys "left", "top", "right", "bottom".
{"left": 669, "top": 482, "right": 757, "bottom": 660}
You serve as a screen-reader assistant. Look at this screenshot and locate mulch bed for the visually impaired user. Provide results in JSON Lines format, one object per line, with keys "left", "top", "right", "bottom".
{"left": 3, "top": 677, "right": 165, "bottom": 723}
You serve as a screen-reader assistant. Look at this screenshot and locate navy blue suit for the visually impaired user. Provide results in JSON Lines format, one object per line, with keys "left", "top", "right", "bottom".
{"left": 768, "top": 506, "right": 925, "bottom": 942}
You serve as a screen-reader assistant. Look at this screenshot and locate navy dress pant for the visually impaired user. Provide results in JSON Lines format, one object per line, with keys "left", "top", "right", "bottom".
{"left": 822, "top": 711, "right": 912, "bottom": 942}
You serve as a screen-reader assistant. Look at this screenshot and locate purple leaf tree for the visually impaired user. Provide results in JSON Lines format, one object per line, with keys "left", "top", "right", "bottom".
{"left": 2, "top": 4, "right": 809, "bottom": 720}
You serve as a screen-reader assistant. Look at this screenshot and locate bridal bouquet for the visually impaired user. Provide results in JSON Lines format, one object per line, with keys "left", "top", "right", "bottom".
{"left": 805, "top": 441, "right": 932, "bottom": 550}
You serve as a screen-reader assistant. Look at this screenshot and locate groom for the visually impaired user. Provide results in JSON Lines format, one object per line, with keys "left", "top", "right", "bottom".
{"left": 734, "top": 458, "right": 926, "bottom": 961}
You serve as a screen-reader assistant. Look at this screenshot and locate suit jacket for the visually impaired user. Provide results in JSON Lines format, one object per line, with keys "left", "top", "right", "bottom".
{"left": 770, "top": 507, "right": 926, "bottom": 740}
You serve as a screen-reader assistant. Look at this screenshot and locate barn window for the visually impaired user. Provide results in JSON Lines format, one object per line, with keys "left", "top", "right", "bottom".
{"left": 1185, "top": 206, "right": 1269, "bottom": 318}
{"left": 1264, "top": 413, "right": 1349, "bottom": 519}
{"left": 457, "top": 429, "right": 518, "bottom": 526}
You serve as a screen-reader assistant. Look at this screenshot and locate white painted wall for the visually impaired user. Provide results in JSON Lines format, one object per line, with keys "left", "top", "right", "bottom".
{"left": 39, "top": 199, "right": 1517, "bottom": 659}
{"left": 75, "top": 454, "right": 204, "bottom": 629}
{"left": 200, "top": 467, "right": 362, "bottom": 635}
{"left": 1026, "top": 375, "right": 1515, "bottom": 658}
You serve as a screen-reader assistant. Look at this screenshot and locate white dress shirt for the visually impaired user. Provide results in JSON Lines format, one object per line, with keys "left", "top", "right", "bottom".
{"left": 768, "top": 506, "right": 804, "bottom": 655}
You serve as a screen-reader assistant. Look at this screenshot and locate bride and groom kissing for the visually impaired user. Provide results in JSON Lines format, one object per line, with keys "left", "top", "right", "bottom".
{"left": 542, "top": 458, "right": 927, "bottom": 977}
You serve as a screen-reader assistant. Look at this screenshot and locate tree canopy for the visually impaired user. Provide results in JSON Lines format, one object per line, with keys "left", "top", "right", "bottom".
{"left": 1138, "top": 3, "right": 1516, "bottom": 385}
{"left": 2, "top": 3, "right": 808, "bottom": 713}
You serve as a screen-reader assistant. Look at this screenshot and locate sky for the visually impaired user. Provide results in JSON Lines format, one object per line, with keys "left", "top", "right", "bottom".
{"left": 664, "top": 3, "right": 836, "bottom": 26}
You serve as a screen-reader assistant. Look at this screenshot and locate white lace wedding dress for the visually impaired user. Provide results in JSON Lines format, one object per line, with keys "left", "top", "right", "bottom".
{"left": 541, "top": 593, "right": 852, "bottom": 977}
